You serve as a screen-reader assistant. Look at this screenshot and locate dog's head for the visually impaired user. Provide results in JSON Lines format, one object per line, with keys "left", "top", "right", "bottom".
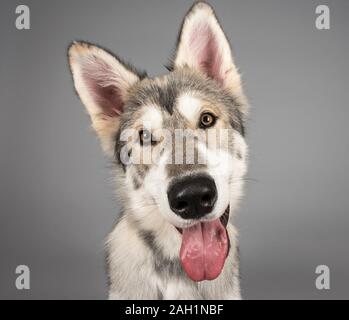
{"left": 68, "top": 2, "right": 248, "bottom": 281}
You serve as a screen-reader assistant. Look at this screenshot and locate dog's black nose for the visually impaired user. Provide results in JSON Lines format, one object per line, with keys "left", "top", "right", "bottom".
{"left": 167, "top": 175, "right": 217, "bottom": 219}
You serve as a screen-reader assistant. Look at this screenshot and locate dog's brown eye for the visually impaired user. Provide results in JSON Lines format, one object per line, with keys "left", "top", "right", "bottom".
{"left": 199, "top": 112, "right": 216, "bottom": 129}
{"left": 139, "top": 129, "right": 156, "bottom": 146}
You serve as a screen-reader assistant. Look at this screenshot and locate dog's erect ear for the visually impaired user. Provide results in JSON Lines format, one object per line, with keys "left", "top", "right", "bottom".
{"left": 68, "top": 41, "right": 141, "bottom": 154}
{"left": 174, "top": 2, "right": 244, "bottom": 97}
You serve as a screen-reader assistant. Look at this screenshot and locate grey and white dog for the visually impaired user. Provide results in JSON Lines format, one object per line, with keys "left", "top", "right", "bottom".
{"left": 68, "top": 2, "right": 249, "bottom": 299}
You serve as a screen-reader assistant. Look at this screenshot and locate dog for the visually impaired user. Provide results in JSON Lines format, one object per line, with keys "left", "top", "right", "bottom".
{"left": 68, "top": 2, "right": 249, "bottom": 299}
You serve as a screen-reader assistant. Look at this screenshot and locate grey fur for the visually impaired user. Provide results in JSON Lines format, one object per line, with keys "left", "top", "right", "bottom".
{"left": 138, "top": 229, "right": 185, "bottom": 279}
{"left": 115, "top": 68, "right": 246, "bottom": 187}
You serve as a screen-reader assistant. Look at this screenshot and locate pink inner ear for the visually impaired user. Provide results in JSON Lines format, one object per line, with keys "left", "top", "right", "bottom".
{"left": 81, "top": 58, "right": 123, "bottom": 117}
{"left": 190, "top": 23, "right": 224, "bottom": 84}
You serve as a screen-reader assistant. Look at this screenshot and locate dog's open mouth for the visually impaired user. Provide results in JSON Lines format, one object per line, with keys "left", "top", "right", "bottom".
{"left": 176, "top": 206, "right": 230, "bottom": 282}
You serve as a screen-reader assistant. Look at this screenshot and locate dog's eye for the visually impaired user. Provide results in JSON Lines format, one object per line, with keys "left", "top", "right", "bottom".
{"left": 139, "top": 129, "right": 156, "bottom": 146}
{"left": 199, "top": 112, "right": 216, "bottom": 129}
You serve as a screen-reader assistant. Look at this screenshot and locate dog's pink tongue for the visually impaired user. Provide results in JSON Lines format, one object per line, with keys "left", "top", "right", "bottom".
{"left": 180, "top": 218, "right": 228, "bottom": 281}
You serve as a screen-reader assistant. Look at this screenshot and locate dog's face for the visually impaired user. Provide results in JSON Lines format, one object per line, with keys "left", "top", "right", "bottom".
{"left": 68, "top": 2, "right": 248, "bottom": 281}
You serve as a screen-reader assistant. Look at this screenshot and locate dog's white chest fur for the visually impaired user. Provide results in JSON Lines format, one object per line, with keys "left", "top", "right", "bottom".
{"left": 106, "top": 218, "right": 241, "bottom": 300}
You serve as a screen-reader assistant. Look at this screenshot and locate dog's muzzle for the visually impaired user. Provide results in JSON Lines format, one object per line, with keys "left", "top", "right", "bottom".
{"left": 167, "top": 174, "right": 228, "bottom": 282}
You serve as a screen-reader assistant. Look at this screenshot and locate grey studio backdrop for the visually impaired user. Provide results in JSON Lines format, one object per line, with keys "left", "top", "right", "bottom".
{"left": 0, "top": 0, "right": 348, "bottom": 299}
